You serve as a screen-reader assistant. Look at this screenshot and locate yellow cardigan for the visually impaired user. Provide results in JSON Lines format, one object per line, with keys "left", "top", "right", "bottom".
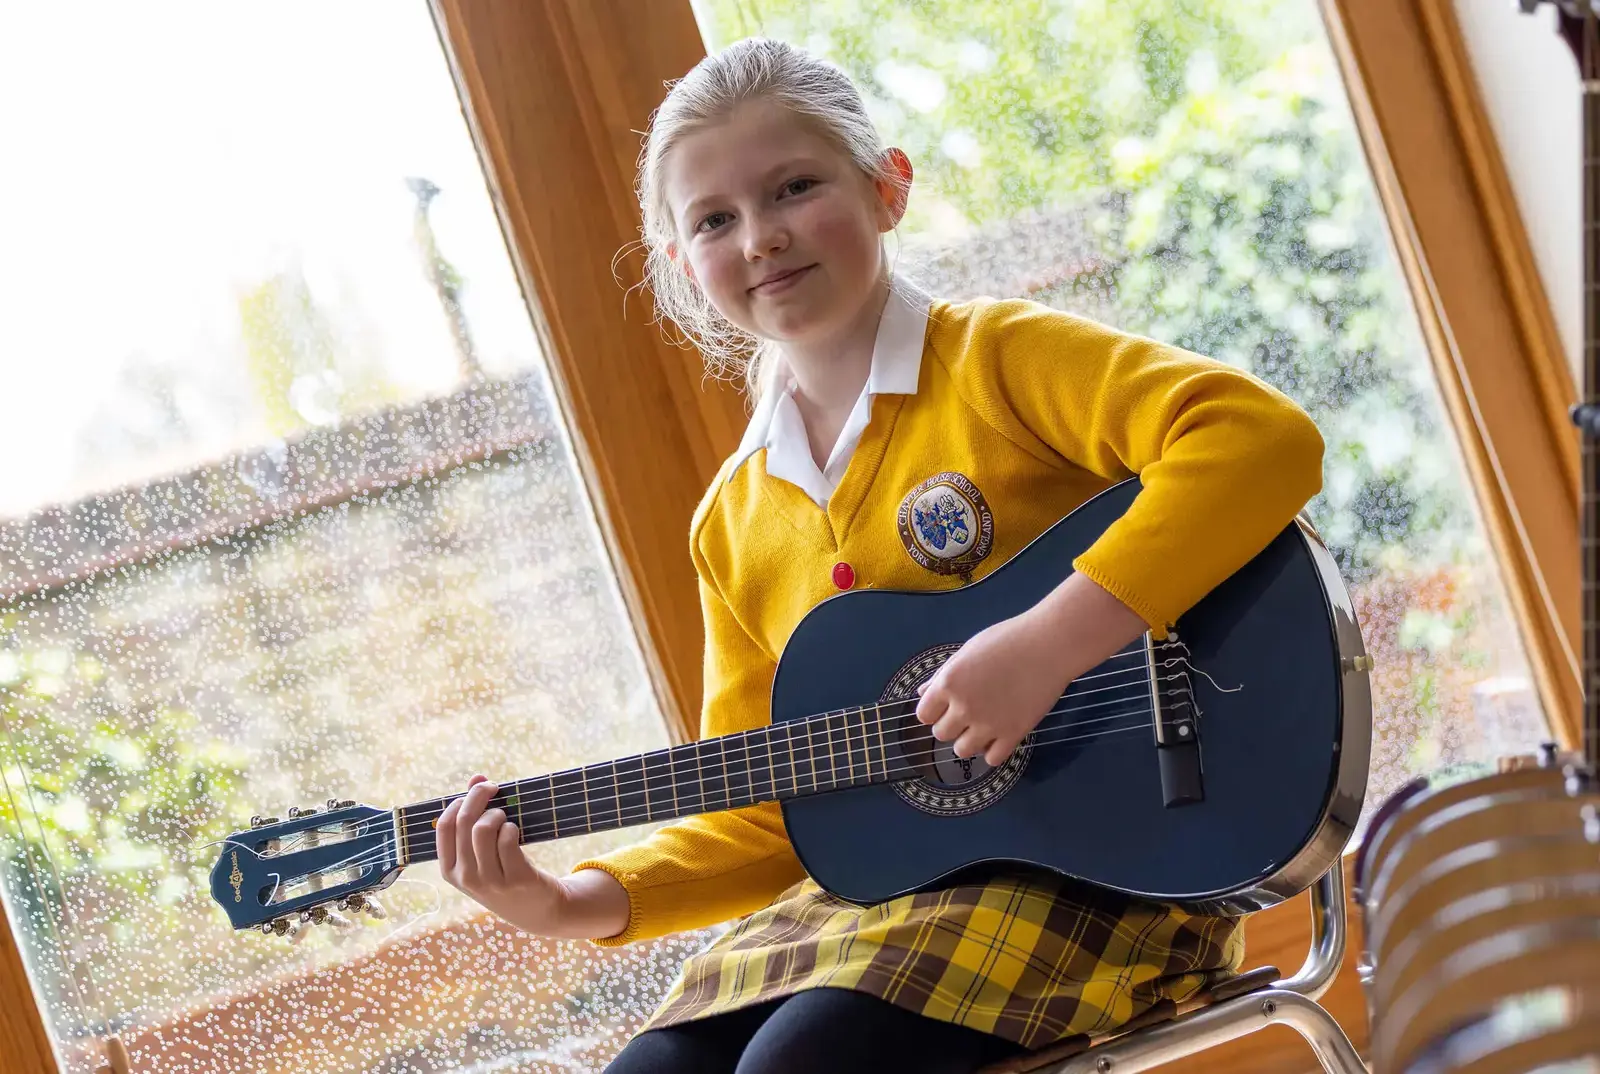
{"left": 573, "top": 296, "right": 1325, "bottom": 946}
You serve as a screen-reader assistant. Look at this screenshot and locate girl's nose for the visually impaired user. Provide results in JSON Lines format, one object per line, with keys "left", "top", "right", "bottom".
{"left": 742, "top": 215, "right": 789, "bottom": 261}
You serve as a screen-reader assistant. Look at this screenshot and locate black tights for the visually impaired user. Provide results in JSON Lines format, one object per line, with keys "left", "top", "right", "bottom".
{"left": 604, "top": 987, "right": 1028, "bottom": 1074}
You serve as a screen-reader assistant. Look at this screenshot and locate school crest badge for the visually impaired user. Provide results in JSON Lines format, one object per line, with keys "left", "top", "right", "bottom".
{"left": 896, "top": 471, "right": 994, "bottom": 577}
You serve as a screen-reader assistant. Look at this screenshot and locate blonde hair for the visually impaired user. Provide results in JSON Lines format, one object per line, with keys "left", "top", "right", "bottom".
{"left": 635, "top": 37, "right": 901, "bottom": 398}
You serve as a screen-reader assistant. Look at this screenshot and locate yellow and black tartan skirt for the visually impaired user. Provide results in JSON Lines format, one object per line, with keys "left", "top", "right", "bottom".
{"left": 640, "top": 872, "right": 1245, "bottom": 1050}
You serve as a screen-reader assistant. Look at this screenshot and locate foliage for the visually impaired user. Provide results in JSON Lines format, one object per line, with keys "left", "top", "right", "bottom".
{"left": 0, "top": 621, "right": 252, "bottom": 933}
{"left": 1077, "top": 46, "right": 1474, "bottom": 581}
{"left": 699, "top": 0, "right": 1309, "bottom": 229}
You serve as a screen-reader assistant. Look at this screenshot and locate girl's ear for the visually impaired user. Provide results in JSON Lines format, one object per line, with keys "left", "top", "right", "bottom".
{"left": 874, "top": 148, "right": 914, "bottom": 231}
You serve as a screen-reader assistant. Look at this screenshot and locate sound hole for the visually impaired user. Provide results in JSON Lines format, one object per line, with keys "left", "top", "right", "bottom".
{"left": 896, "top": 720, "right": 996, "bottom": 787}
{"left": 881, "top": 643, "right": 1031, "bottom": 817}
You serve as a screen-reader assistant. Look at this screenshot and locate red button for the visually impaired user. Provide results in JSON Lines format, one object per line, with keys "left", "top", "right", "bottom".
{"left": 832, "top": 562, "right": 856, "bottom": 590}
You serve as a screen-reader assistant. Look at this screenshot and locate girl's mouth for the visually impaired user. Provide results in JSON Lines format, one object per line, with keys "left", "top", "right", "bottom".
{"left": 750, "top": 265, "right": 816, "bottom": 294}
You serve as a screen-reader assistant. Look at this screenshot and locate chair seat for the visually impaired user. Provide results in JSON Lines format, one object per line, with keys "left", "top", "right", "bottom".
{"left": 977, "top": 966, "right": 1282, "bottom": 1074}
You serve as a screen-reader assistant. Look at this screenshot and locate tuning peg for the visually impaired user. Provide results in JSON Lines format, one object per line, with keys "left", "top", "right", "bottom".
{"left": 261, "top": 916, "right": 302, "bottom": 939}
{"left": 326, "top": 798, "right": 355, "bottom": 810}
{"left": 341, "top": 893, "right": 388, "bottom": 919}
{"left": 249, "top": 815, "right": 281, "bottom": 829}
{"left": 286, "top": 805, "right": 322, "bottom": 819}
{"left": 302, "top": 904, "right": 354, "bottom": 930}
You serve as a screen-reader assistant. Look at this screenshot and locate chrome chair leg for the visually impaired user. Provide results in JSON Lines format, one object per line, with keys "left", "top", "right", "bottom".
{"left": 1040, "top": 990, "right": 1365, "bottom": 1074}
{"left": 1015, "top": 865, "right": 1365, "bottom": 1074}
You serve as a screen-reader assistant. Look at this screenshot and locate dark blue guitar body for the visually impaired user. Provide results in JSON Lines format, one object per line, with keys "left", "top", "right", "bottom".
{"left": 775, "top": 477, "right": 1371, "bottom": 914}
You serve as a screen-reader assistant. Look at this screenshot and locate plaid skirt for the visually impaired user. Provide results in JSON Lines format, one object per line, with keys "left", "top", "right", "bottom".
{"left": 639, "top": 872, "right": 1245, "bottom": 1049}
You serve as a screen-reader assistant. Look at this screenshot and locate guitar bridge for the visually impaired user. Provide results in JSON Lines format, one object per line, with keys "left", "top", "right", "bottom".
{"left": 1147, "top": 633, "right": 1203, "bottom": 807}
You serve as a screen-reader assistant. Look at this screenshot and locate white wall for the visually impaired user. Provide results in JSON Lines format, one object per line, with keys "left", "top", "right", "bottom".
{"left": 1451, "top": 0, "right": 1582, "bottom": 380}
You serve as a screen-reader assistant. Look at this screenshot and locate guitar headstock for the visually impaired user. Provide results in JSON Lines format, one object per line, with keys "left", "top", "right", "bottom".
{"left": 1519, "top": 0, "right": 1600, "bottom": 70}
{"left": 209, "top": 798, "right": 399, "bottom": 935}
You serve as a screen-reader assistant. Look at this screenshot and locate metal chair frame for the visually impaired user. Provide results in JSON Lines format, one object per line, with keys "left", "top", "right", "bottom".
{"left": 1030, "top": 863, "right": 1365, "bottom": 1074}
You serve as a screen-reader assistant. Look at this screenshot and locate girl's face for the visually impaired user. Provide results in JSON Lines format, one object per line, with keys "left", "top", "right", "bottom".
{"left": 664, "top": 100, "right": 907, "bottom": 352}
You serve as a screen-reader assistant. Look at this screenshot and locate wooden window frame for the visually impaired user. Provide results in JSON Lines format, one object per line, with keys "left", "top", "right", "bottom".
{"left": 0, "top": 0, "right": 1577, "bottom": 1071}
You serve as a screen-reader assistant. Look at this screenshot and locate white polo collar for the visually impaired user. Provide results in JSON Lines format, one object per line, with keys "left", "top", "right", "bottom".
{"left": 728, "top": 277, "right": 933, "bottom": 494}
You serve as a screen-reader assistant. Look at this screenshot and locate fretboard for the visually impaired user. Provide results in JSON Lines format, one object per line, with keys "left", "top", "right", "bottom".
{"left": 393, "top": 699, "right": 936, "bottom": 866}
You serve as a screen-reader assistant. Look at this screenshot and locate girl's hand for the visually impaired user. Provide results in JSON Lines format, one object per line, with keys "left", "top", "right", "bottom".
{"left": 434, "top": 775, "right": 634, "bottom": 940}
{"left": 915, "top": 572, "right": 1150, "bottom": 767}
{"left": 436, "top": 775, "right": 573, "bottom": 936}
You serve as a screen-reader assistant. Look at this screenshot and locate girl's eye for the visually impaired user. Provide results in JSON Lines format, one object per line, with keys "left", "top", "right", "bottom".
{"left": 696, "top": 211, "right": 732, "bottom": 234}
{"left": 780, "top": 178, "right": 818, "bottom": 197}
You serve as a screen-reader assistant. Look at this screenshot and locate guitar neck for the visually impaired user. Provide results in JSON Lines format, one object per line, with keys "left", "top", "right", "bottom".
{"left": 392, "top": 701, "right": 930, "bottom": 866}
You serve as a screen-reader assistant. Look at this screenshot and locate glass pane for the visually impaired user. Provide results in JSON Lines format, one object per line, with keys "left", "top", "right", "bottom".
{"left": 0, "top": 5, "right": 698, "bottom": 1072}
{"left": 692, "top": 0, "right": 1551, "bottom": 814}
{"left": 0, "top": 5, "right": 542, "bottom": 520}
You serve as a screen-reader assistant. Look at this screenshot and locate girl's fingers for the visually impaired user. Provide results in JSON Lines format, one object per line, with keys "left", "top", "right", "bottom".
{"left": 498, "top": 819, "right": 533, "bottom": 881}
{"left": 915, "top": 684, "right": 948, "bottom": 725}
{"left": 472, "top": 807, "right": 507, "bottom": 886}
{"left": 952, "top": 728, "right": 992, "bottom": 761}
{"left": 435, "top": 798, "right": 460, "bottom": 874}
{"left": 930, "top": 710, "right": 966, "bottom": 743}
{"left": 984, "top": 738, "right": 1017, "bottom": 768}
{"left": 454, "top": 780, "right": 498, "bottom": 880}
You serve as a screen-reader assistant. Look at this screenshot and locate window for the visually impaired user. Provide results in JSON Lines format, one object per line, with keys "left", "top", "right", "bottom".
{"left": 0, "top": 5, "right": 699, "bottom": 1071}
{"left": 692, "top": 0, "right": 1551, "bottom": 810}
{"left": 0, "top": 0, "right": 1561, "bottom": 1071}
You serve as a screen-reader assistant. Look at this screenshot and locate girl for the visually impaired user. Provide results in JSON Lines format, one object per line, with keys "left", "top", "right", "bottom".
{"left": 436, "top": 36, "right": 1325, "bottom": 1074}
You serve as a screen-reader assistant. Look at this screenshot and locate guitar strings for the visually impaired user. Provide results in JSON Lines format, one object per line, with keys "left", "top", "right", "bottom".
{"left": 396, "top": 650, "right": 1187, "bottom": 827}
{"left": 360, "top": 670, "right": 1176, "bottom": 845}
{"left": 251, "top": 649, "right": 1207, "bottom": 903}
{"left": 409, "top": 673, "right": 1192, "bottom": 825}
{"left": 283, "top": 692, "right": 1185, "bottom": 892}
{"left": 260, "top": 688, "right": 1165, "bottom": 878}
{"left": 260, "top": 711, "right": 1166, "bottom": 906}
{"left": 267, "top": 662, "right": 1192, "bottom": 868}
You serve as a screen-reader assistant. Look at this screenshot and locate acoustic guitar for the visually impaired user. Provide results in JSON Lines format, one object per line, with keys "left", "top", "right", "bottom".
{"left": 210, "top": 475, "right": 1373, "bottom": 937}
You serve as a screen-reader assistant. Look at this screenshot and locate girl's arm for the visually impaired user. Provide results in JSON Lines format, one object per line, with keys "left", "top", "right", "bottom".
{"left": 948, "top": 298, "right": 1326, "bottom": 640}
{"left": 569, "top": 569, "right": 808, "bottom": 946}
{"left": 917, "top": 299, "right": 1325, "bottom": 764}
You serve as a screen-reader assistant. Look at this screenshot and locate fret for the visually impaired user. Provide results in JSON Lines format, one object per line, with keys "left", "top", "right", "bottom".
{"left": 642, "top": 749, "right": 674, "bottom": 822}
{"left": 805, "top": 712, "right": 821, "bottom": 792}
{"left": 613, "top": 755, "right": 647, "bottom": 827}
{"left": 846, "top": 706, "right": 871, "bottom": 785}
{"left": 753, "top": 727, "right": 774, "bottom": 803}
{"left": 546, "top": 773, "right": 559, "bottom": 838}
{"left": 512, "top": 777, "right": 551, "bottom": 842}
{"left": 581, "top": 766, "right": 592, "bottom": 832}
{"left": 766, "top": 724, "right": 779, "bottom": 801}
{"left": 590, "top": 761, "right": 619, "bottom": 831}
{"left": 819, "top": 711, "right": 841, "bottom": 789}
{"left": 672, "top": 740, "right": 703, "bottom": 816}
{"left": 864, "top": 710, "right": 876, "bottom": 784}
{"left": 842, "top": 710, "right": 857, "bottom": 785}
{"left": 550, "top": 767, "right": 589, "bottom": 836}
{"left": 699, "top": 738, "right": 724, "bottom": 812}
{"left": 725, "top": 730, "right": 754, "bottom": 809}
{"left": 875, "top": 703, "right": 890, "bottom": 781}
{"left": 839, "top": 711, "right": 854, "bottom": 787}
{"left": 772, "top": 720, "right": 797, "bottom": 798}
